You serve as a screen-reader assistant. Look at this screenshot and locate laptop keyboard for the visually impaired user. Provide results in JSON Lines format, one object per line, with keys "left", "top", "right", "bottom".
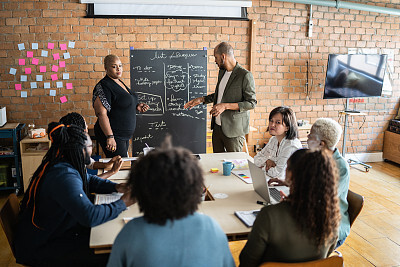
{"left": 269, "top": 188, "right": 281, "bottom": 202}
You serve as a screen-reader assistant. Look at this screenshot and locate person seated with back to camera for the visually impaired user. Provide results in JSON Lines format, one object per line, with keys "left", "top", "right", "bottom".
{"left": 254, "top": 106, "right": 302, "bottom": 183}
{"left": 107, "top": 144, "right": 235, "bottom": 267}
{"left": 60, "top": 112, "right": 123, "bottom": 179}
{"left": 14, "top": 122, "right": 135, "bottom": 267}
{"left": 307, "top": 118, "right": 350, "bottom": 248}
{"left": 239, "top": 149, "right": 340, "bottom": 266}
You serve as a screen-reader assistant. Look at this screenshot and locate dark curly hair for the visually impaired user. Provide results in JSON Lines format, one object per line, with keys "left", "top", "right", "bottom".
{"left": 129, "top": 147, "right": 204, "bottom": 225}
{"left": 20, "top": 122, "right": 88, "bottom": 229}
{"left": 268, "top": 106, "right": 299, "bottom": 140}
{"left": 286, "top": 149, "right": 340, "bottom": 248}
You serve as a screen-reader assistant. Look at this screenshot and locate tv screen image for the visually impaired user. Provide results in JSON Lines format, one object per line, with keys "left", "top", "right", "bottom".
{"left": 323, "top": 54, "right": 387, "bottom": 99}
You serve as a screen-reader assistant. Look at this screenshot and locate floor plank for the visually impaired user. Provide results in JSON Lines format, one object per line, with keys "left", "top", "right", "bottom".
{"left": 335, "top": 243, "right": 374, "bottom": 267}
{"left": 345, "top": 232, "right": 398, "bottom": 266}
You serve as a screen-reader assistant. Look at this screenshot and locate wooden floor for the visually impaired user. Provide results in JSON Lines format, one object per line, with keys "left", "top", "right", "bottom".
{"left": 1, "top": 161, "right": 400, "bottom": 267}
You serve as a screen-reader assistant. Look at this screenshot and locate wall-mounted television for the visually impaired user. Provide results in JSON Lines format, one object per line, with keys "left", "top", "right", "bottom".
{"left": 323, "top": 54, "right": 387, "bottom": 99}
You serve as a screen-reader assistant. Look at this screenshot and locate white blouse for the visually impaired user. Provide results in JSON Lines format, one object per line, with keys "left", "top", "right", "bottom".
{"left": 254, "top": 136, "right": 302, "bottom": 180}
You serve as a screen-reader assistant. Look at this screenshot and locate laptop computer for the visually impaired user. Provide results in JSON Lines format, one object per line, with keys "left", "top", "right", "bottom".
{"left": 248, "top": 160, "right": 289, "bottom": 205}
{"left": 234, "top": 160, "right": 290, "bottom": 227}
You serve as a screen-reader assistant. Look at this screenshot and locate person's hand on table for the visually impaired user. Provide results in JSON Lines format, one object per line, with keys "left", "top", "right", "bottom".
{"left": 268, "top": 178, "right": 288, "bottom": 187}
{"left": 265, "top": 159, "right": 276, "bottom": 171}
{"left": 106, "top": 137, "right": 117, "bottom": 152}
{"left": 118, "top": 185, "right": 136, "bottom": 207}
{"left": 210, "top": 103, "right": 227, "bottom": 117}
{"left": 104, "top": 155, "right": 121, "bottom": 169}
{"left": 115, "top": 183, "right": 129, "bottom": 193}
{"left": 279, "top": 190, "right": 288, "bottom": 202}
{"left": 184, "top": 97, "right": 204, "bottom": 109}
{"left": 137, "top": 103, "right": 150, "bottom": 113}
{"left": 109, "top": 156, "right": 123, "bottom": 174}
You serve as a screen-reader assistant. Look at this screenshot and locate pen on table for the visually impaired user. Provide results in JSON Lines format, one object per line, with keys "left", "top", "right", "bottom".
{"left": 256, "top": 200, "right": 267, "bottom": 206}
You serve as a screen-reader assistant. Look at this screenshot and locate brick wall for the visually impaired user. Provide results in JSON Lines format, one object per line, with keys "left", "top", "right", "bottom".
{"left": 0, "top": 0, "right": 399, "bottom": 154}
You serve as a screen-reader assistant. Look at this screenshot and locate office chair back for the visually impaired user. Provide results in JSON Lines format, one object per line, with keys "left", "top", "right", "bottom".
{"left": 0, "top": 193, "right": 20, "bottom": 258}
{"left": 347, "top": 190, "right": 364, "bottom": 227}
{"left": 259, "top": 253, "right": 343, "bottom": 267}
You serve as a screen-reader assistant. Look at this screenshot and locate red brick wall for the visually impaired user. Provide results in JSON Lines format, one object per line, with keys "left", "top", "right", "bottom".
{"left": 1, "top": 0, "right": 399, "bottom": 154}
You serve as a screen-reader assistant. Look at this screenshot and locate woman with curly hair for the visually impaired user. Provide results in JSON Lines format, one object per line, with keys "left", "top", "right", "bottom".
{"left": 107, "top": 147, "right": 235, "bottom": 267}
{"left": 239, "top": 149, "right": 340, "bottom": 266}
{"left": 307, "top": 118, "right": 350, "bottom": 248}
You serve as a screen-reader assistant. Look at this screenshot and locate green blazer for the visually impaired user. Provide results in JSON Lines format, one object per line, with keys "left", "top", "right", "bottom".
{"left": 203, "top": 63, "right": 256, "bottom": 138}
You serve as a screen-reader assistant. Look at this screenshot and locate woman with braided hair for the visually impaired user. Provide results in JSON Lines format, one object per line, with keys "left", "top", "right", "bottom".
{"left": 239, "top": 149, "right": 340, "bottom": 266}
{"left": 60, "top": 112, "right": 123, "bottom": 179}
{"left": 14, "top": 122, "right": 135, "bottom": 267}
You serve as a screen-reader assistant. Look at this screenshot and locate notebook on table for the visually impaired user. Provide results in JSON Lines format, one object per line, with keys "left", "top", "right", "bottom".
{"left": 234, "top": 210, "right": 259, "bottom": 227}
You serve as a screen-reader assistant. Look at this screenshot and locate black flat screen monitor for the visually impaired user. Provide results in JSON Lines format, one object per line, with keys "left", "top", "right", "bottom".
{"left": 323, "top": 54, "right": 387, "bottom": 99}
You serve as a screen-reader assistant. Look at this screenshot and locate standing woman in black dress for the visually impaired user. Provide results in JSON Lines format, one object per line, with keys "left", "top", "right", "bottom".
{"left": 93, "top": 55, "right": 149, "bottom": 158}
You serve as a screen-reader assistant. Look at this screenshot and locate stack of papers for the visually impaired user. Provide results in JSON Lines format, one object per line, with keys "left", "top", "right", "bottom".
{"left": 223, "top": 159, "right": 248, "bottom": 169}
{"left": 95, "top": 193, "right": 123, "bottom": 205}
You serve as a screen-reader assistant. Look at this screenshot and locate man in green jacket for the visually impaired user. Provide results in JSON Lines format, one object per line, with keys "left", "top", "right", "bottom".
{"left": 184, "top": 42, "right": 256, "bottom": 152}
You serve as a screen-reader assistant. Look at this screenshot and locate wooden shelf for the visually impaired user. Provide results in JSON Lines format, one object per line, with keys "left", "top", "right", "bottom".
{"left": 20, "top": 135, "right": 51, "bottom": 192}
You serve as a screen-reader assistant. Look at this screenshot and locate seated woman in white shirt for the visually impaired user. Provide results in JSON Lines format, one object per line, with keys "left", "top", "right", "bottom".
{"left": 254, "top": 106, "right": 302, "bottom": 182}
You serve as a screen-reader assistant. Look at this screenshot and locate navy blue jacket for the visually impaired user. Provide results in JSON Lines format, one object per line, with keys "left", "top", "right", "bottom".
{"left": 14, "top": 162, "right": 126, "bottom": 264}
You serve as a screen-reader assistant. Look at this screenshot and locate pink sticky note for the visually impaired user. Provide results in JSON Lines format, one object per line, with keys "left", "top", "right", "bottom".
{"left": 19, "top": 59, "right": 25, "bottom": 65}
{"left": 60, "top": 96, "right": 67, "bottom": 103}
{"left": 48, "top": 42, "right": 54, "bottom": 49}
{"left": 27, "top": 51, "right": 33, "bottom": 58}
{"left": 59, "top": 61, "right": 65, "bottom": 68}
{"left": 39, "top": 66, "right": 46, "bottom": 72}
{"left": 32, "top": 58, "right": 39, "bottom": 65}
{"left": 52, "top": 65, "right": 59, "bottom": 72}
{"left": 53, "top": 53, "right": 60, "bottom": 60}
{"left": 51, "top": 74, "right": 58, "bottom": 81}
{"left": 60, "top": 44, "right": 67, "bottom": 50}
{"left": 25, "top": 68, "right": 31, "bottom": 74}
{"left": 15, "top": 84, "right": 22, "bottom": 90}
{"left": 66, "top": 83, "right": 73, "bottom": 89}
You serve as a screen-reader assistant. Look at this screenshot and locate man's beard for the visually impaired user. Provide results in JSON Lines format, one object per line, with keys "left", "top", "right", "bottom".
{"left": 218, "top": 59, "right": 226, "bottom": 70}
{"left": 84, "top": 150, "right": 92, "bottom": 165}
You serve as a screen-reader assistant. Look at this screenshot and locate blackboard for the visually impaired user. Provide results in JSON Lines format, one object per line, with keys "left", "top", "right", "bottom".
{"left": 130, "top": 49, "right": 207, "bottom": 156}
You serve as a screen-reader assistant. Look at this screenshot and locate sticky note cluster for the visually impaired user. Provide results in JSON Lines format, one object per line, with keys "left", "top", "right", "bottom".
{"left": 12, "top": 42, "right": 75, "bottom": 103}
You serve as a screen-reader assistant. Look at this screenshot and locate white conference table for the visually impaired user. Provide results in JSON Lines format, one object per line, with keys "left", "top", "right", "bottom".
{"left": 90, "top": 152, "right": 263, "bottom": 253}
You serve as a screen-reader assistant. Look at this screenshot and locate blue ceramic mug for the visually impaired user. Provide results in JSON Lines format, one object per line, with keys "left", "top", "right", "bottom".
{"left": 222, "top": 161, "right": 235, "bottom": 176}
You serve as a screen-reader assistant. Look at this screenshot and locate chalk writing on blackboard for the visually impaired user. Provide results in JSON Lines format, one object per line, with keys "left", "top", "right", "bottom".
{"left": 131, "top": 49, "right": 207, "bottom": 155}
{"left": 137, "top": 92, "right": 164, "bottom": 116}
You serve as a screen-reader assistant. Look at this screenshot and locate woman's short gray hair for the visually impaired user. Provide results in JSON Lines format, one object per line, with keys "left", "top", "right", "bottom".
{"left": 312, "top": 118, "right": 342, "bottom": 150}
